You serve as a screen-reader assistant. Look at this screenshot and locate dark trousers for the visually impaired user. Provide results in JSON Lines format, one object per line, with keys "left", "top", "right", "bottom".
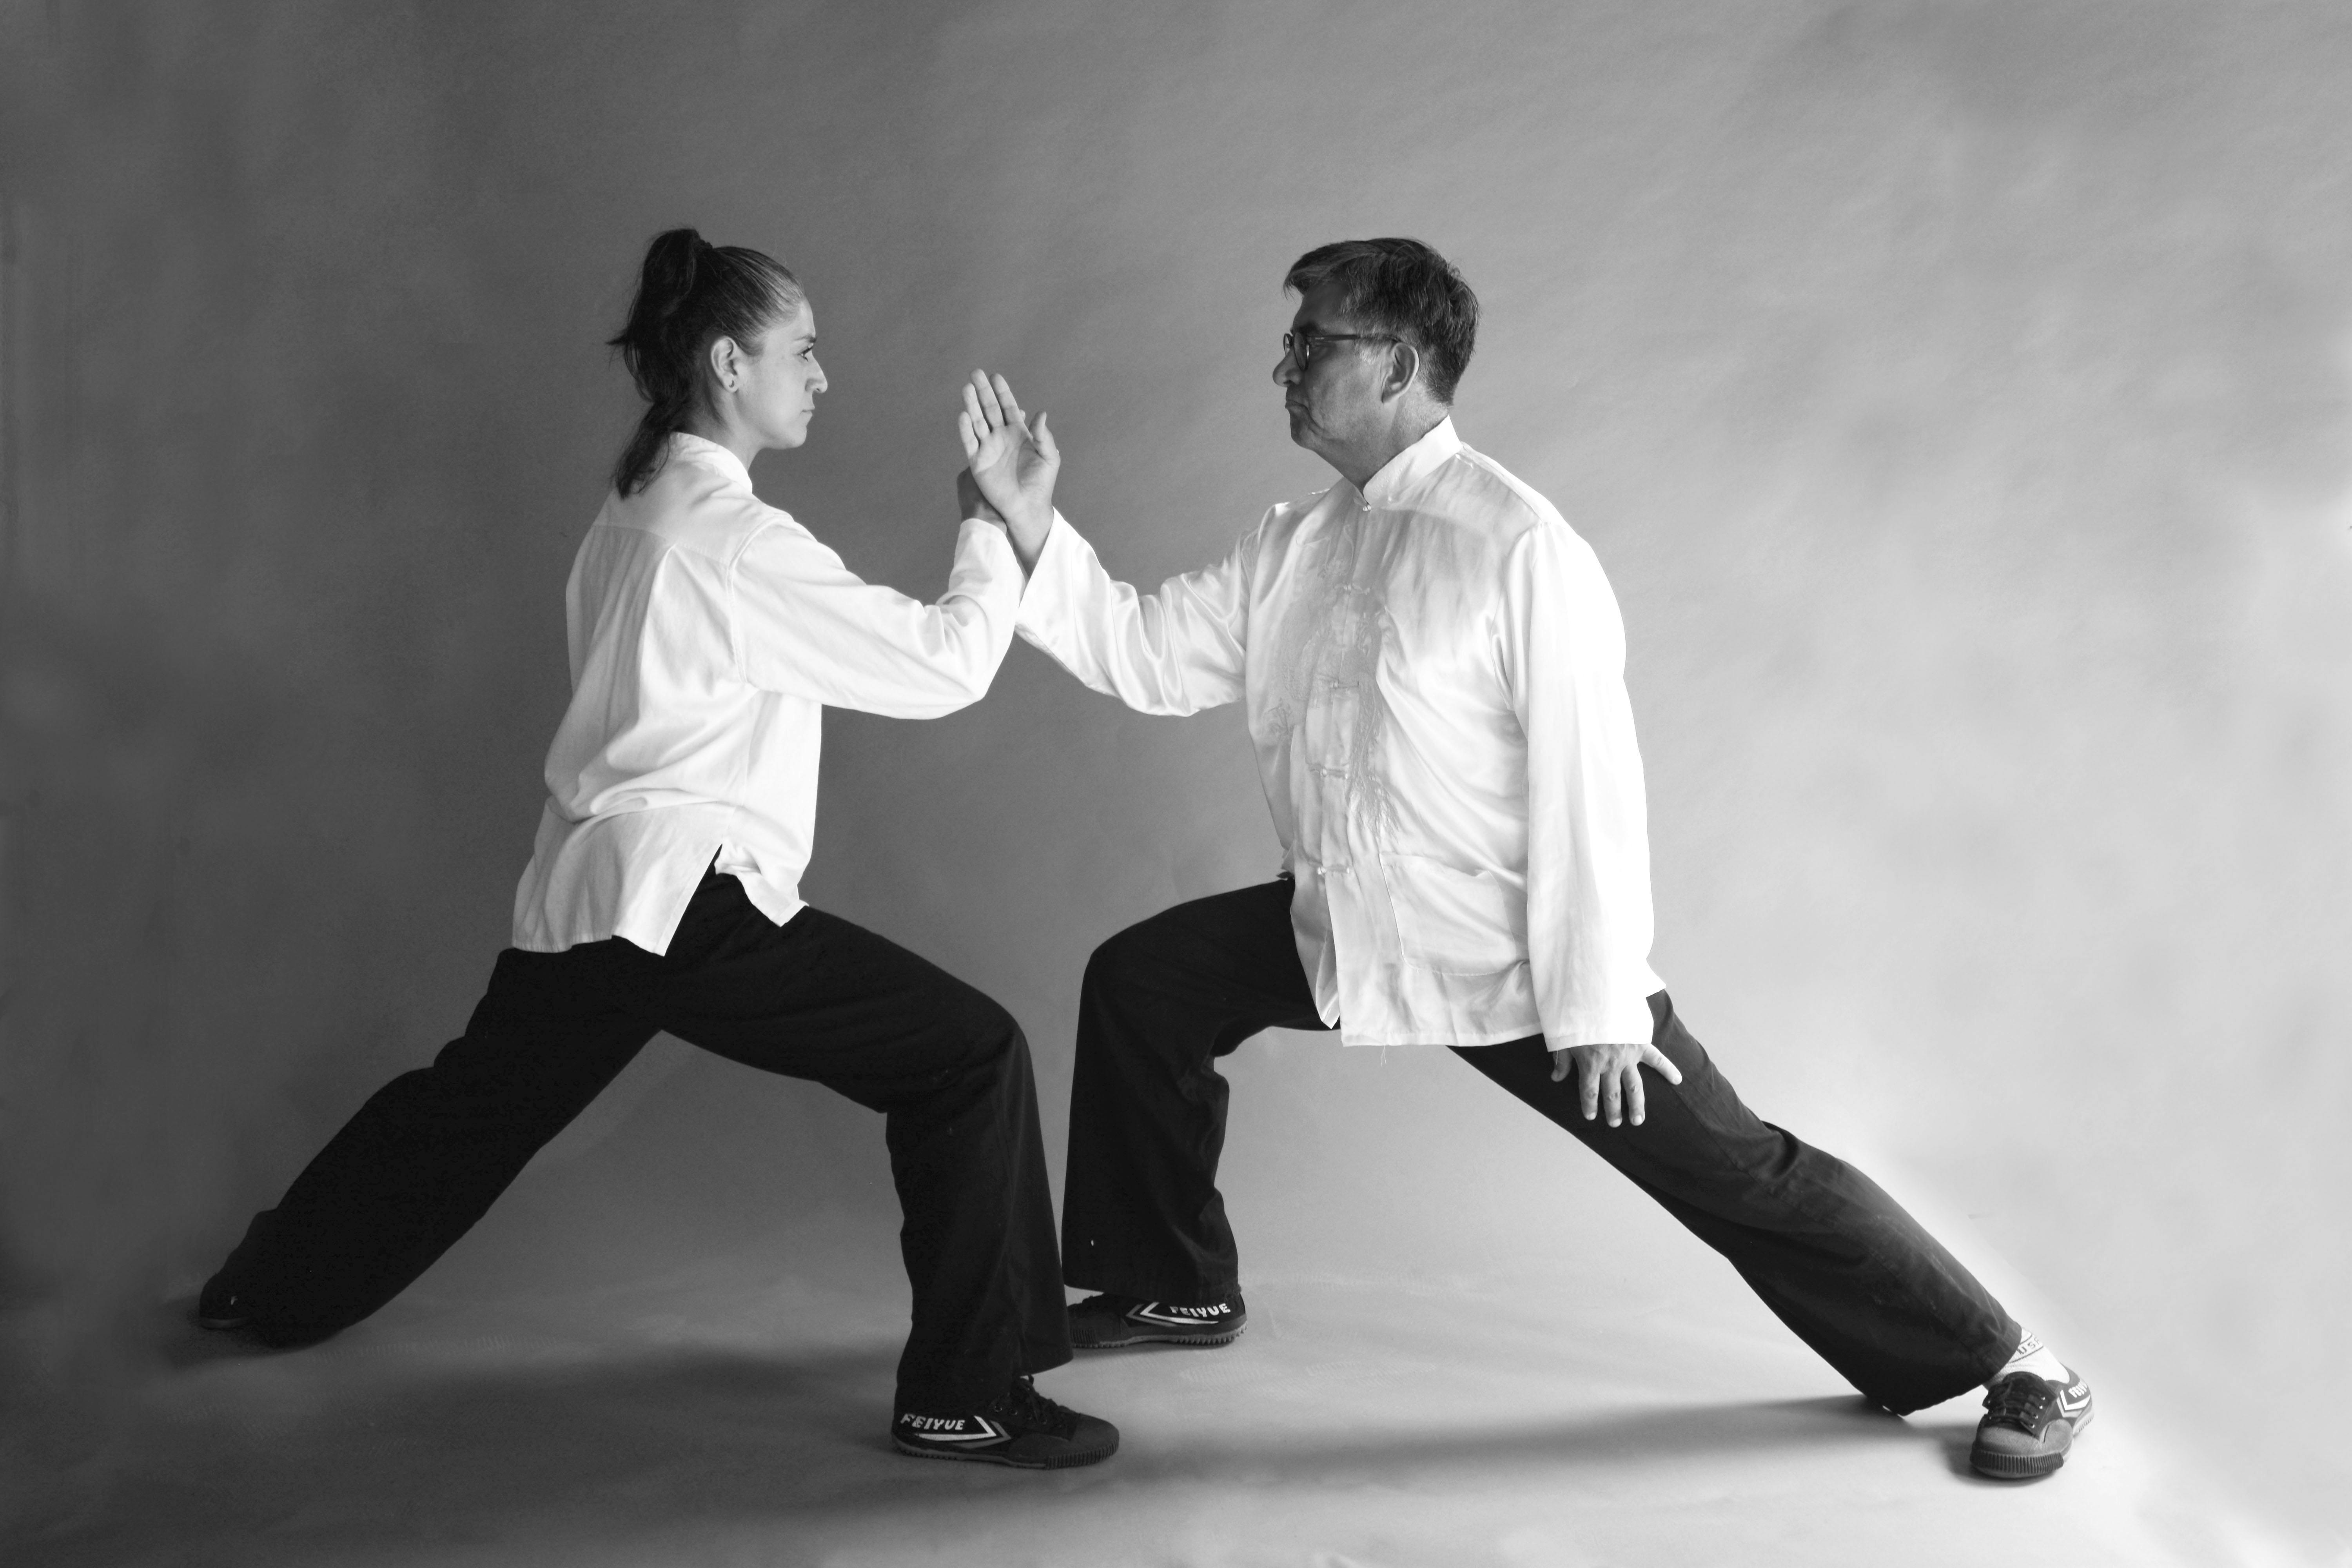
{"left": 1062, "top": 879, "right": 2018, "bottom": 1416}
{"left": 214, "top": 869, "right": 1071, "bottom": 1408}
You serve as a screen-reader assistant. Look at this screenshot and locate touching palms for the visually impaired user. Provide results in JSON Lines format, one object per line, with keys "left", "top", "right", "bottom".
{"left": 958, "top": 370, "right": 1058, "bottom": 564}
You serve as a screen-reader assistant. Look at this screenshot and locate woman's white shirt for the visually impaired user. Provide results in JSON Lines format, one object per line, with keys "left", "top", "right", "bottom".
{"left": 511, "top": 433, "right": 1023, "bottom": 956}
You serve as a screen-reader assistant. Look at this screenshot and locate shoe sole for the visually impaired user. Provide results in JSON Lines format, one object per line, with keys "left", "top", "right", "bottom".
{"left": 1969, "top": 1443, "right": 2068, "bottom": 1479}
{"left": 194, "top": 1312, "right": 253, "bottom": 1332}
{"left": 1969, "top": 1409, "right": 2092, "bottom": 1480}
{"left": 891, "top": 1435, "right": 1119, "bottom": 1469}
{"left": 1073, "top": 1325, "right": 1243, "bottom": 1350}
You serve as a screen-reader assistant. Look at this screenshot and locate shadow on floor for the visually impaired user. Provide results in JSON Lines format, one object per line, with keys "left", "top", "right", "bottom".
{"left": 10, "top": 1311, "right": 2000, "bottom": 1568}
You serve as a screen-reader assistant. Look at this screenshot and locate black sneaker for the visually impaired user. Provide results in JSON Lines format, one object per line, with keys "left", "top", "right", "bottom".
{"left": 194, "top": 1270, "right": 255, "bottom": 1332}
{"left": 1970, "top": 1366, "right": 2093, "bottom": 1479}
{"left": 891, "top": 1376, "right": 1119, "bottom": 1469}
{"left": 194, "top": 1212, "right": 281, "bottom": 1334}
{"left": 1068, "top": 1292, "right": 1245, "bottom": 1350}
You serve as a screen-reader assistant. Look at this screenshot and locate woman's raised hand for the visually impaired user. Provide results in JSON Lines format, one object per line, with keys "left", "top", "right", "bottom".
{"left": 958, "top": 370, "right": 1058, "bottom": 569}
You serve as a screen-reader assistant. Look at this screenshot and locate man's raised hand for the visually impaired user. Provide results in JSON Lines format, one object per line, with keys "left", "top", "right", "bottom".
{"left": 1548, "top": 1039, "right": 1684, "bottom": 1128}
{"left": 958, "top": 369, "right": 1058, "bottom": 569}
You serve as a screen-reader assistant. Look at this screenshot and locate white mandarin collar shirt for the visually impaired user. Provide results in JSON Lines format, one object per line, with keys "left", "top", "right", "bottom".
{"left": 1016, "top": 417, "right": 1663, "bottom": 1049}
{"left": 512, "top": 432, "right": 1024, "bottom": 956}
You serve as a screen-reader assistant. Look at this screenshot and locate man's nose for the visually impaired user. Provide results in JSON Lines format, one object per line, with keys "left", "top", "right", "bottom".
{"left": 1272, "top": 352, "right": 1299, "bottom": 388}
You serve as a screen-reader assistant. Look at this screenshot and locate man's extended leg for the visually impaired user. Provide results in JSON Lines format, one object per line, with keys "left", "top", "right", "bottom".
{"left": 204, "top": 942, "right": 658, "bottom": 1345}
{"left": 1061, "top": 879, "right": 1327, "bottom": 1306}
{"left": 1451, "top": 992, "right": 2018, "bottom": 1415}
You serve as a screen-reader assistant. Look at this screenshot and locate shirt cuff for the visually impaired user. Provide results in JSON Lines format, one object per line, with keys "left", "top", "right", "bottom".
{"left": 1540, "top": 982, "right": 1665, "bottom": 1050}
{"left": 1013, "top": 511, "right": 1083, "bottom": 633}
{"left": 948, "top": 516, "right": 1024, "bottom": 615}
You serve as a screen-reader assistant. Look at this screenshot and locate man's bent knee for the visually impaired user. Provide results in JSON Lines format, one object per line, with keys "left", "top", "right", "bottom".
{"left": 1080, "top": 925, "right": 1155, "bottom": 1001}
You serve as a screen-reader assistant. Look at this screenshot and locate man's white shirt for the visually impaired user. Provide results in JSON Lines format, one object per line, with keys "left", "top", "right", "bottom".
{"left": 1015, "top": 418, "right": 1664, "bottom": 1049}
{"left": 511, "top": 432, "right": 1024, "bottom": 956}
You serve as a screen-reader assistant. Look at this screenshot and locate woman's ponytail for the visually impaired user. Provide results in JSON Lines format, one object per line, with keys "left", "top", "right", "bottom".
{"left": 608, "top": 227, "right": 802, "bottom": 495}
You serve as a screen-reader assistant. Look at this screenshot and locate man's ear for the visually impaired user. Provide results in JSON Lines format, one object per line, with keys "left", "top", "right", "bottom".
{"left": 1380, "top": 339, "right": 1422, "bottom": 403}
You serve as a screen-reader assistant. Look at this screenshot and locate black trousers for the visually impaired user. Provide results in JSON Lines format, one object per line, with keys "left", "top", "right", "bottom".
{"left": 214, "top": 869, "right": 1071, "bottom": 1408}
{"left": 1062, "top": 879, "right": 2018, "bottom": 1416}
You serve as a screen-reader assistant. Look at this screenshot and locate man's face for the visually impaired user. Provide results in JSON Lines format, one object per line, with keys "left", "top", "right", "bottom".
{"left": 1273, "top": 281, "right": 1393, "bottom": 468}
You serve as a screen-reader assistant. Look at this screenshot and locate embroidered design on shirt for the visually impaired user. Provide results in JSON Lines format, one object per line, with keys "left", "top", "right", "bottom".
{"left": 1264, "top": 522, "right": 1400, "bottom": 843}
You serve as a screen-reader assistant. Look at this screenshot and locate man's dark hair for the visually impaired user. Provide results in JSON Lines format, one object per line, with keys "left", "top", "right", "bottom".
{"left": 1283, "top": 238, "right": 1479, "bottom": 405}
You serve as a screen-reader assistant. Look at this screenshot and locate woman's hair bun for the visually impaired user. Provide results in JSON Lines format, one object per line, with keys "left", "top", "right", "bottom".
{"left": 635, "top": 228, "right": 705, "bottom": 327}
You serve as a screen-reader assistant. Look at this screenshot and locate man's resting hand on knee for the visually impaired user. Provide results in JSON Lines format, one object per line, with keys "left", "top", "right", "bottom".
{"left": 1550, "top": 1041, "right": 1683, "bottom": 1128}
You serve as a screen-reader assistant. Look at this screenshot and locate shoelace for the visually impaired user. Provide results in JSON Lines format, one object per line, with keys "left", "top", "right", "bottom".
{"left": 991, "top": 1375, "right": 1078, "bottom": 1439}
{"left": 1982, "top": 1374, "right": 2056, "bottom": 1428}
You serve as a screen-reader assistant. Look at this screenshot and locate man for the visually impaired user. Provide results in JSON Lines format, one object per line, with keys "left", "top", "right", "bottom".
{"left": 962, "top": 238, "right": 2091, "bottom": 1480}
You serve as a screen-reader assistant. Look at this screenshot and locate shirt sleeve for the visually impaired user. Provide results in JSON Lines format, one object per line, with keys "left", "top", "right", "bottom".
{"left": 732, "top": 516, "right": 1024, "bottom": 717}
{"left": 1012, "top": 512, "right": 1252, "bottom": 715}
{"left": 1500, "top": 522, "right": 1661, "bottom": 1049}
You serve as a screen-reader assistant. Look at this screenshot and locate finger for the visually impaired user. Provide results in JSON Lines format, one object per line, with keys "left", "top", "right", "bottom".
{"left": 990, "top": 372, "right": 1027, "bottom": 433}
{"left": 1641, "top": 1044, "right": 1684, "bottom": 1085}
{"left": 1579, "top": 1057, "right": 1599, "bottom": 1121}
{"left": 1602, "top": 1067, "right": 1623, "bottom": 1128}
{"left": 957, "top": 410, "right": 980, "bottom": 463}
{"left": 1550, "top": 1048, "right": 1569, "bottom": 1083}
{"left": 973, "top": 370, "right": 1008, "bottom": 432}
{"left": 1626, "top": 1064, "right": 1647, "bottom": 1126}
{"left": 1032, "top": 410, "right": 1057, "bottom": 463}
{"left": 965, "top": 370, "right": 1002, "bottom": 432}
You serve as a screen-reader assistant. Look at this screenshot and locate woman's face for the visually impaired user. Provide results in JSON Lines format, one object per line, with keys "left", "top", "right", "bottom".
{"left": 723, "top": 298, "right": 826, "bottom": 451}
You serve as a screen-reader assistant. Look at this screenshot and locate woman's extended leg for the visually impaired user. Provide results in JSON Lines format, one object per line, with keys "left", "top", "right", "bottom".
{"left": 205, "top": 942, "right": 658, "bottom": 1345}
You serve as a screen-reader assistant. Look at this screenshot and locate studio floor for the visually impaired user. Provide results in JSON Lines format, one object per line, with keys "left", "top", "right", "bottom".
{"left": 5, "top": 1228, "right": 2300, "bottom": 1568}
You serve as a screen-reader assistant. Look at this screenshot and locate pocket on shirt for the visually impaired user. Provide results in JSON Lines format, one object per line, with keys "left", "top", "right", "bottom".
{"left": 1383, "top": 853, "right": 1525, "bottom": 975}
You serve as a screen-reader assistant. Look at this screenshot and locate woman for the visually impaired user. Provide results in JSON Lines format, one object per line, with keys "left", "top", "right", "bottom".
{"left": 197, "top": 228, "right": 1113, "bottom": 1470}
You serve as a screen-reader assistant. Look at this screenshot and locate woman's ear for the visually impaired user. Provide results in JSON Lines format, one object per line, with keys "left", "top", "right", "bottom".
{"left": 708, "top": 335, "right": 741, "bottom": 394}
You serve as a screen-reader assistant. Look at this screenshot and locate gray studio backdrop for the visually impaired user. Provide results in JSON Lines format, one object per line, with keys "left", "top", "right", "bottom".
{"left": 4, "top": 0, "right": 2347, "bottom": 1538}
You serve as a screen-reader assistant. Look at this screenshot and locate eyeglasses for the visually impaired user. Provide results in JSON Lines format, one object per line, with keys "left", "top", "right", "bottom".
{"left": 1281, "top": 329, "right": 1396, "bottom": 366}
